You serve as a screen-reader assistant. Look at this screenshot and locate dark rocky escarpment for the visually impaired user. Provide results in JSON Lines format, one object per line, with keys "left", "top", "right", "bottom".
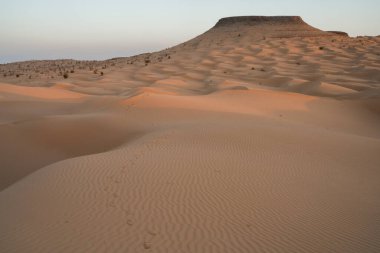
{"left": 214, "top": 16, "right": 306, "bottom": 27}
{"left": 206, "top": 16, "right": 336, "bottom": 39}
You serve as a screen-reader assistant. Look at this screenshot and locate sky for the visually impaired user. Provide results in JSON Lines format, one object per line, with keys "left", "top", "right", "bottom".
{"left": 1, "top": 0, "right": 379, "bottom": 63}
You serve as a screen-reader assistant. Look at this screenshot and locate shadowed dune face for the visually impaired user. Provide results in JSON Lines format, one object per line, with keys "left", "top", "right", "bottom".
{"left": 0, "top": 111, "right": 145, "bottom": 190}
{"left": 0, "top": 16, "right": 380, "bottom": 253}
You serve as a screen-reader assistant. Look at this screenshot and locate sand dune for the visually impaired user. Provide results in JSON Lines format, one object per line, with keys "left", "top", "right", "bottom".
{"left": 0, "top": 82, "right": 85, "bottom": 100}
{"left": 0, "top": 16, "right": 380, "bottom": 252}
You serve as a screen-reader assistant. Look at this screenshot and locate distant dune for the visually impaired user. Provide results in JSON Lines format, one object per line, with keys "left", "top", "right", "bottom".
{"left": 1, "top": 16, "right": 380, "bottom": 253}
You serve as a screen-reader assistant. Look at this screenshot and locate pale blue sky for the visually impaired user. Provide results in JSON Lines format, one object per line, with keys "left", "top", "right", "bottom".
{"left": 1, "top": 0, "right": 379, "bottom": 63}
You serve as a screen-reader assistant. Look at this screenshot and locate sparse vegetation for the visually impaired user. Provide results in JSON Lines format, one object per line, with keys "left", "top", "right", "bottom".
{"left": 100, "top": 72, "right": 104, "bottom": 76}
{"left": 319, "top": 46, "right": 324, "bottom": 50}
{"left": 16, "top": 74, "right": 20, "bottom": 78}
{"left": 63, "top": 73, "right": 69, "bottom": 79}
{"left": 70, "top": 70, "right": 75, "bottom": 73}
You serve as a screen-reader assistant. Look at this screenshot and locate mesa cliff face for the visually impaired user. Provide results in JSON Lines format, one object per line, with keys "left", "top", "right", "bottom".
{"left": 214, "top": 16, "right": 307, "bottom": 27}
{"left": 206, "top": 16, "right": 333, "bottom": 39}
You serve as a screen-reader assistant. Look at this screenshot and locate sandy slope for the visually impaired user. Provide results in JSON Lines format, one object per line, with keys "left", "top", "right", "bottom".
{"left": 0, "top": 17, "right": 380, "bottom": 252}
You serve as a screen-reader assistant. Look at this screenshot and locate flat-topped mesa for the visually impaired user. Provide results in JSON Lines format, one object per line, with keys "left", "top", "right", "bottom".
{"left": 207, "top": 16, "right": 335, "bottom": 38}
{"left": 214, "top": 16, "right": 306, "bottom": 28}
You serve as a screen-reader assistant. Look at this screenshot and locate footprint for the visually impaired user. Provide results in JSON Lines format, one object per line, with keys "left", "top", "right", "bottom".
{"left": 143, "top": 241, "right": 152, "bottom": 250}
{"left": 147, "top": 229, "right": 158, "bottom": 237}
{"left": 107, "top": 201, "right": 116, "bottom": 208}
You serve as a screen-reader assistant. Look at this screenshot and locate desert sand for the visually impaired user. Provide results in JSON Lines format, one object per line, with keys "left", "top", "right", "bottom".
{"left": 0, "top": 16, "right": 380, "bottom": 252}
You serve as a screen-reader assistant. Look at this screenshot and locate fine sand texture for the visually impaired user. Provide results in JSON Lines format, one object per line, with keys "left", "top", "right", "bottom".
{"left": 0, "top": 16, "right": 380, "bottom": 253}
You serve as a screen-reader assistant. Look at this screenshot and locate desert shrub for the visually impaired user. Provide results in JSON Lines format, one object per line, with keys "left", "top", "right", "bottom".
{"left": 63, "top": 73, "right": 69, "bottom": 79}
{"left": 70, "top": 70, "right": 74, "bottom": 73}
{"left": 16, "top": 74, "right": 20, "bottom": 78}
{"left": 319, "top": 46, "right": 324, "bottom": 50}
{"left": 93, "top": 69, "right": 98, "bottom": 74}
{"left": 100, "top": 72, "right": 104, "bottom": 76}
